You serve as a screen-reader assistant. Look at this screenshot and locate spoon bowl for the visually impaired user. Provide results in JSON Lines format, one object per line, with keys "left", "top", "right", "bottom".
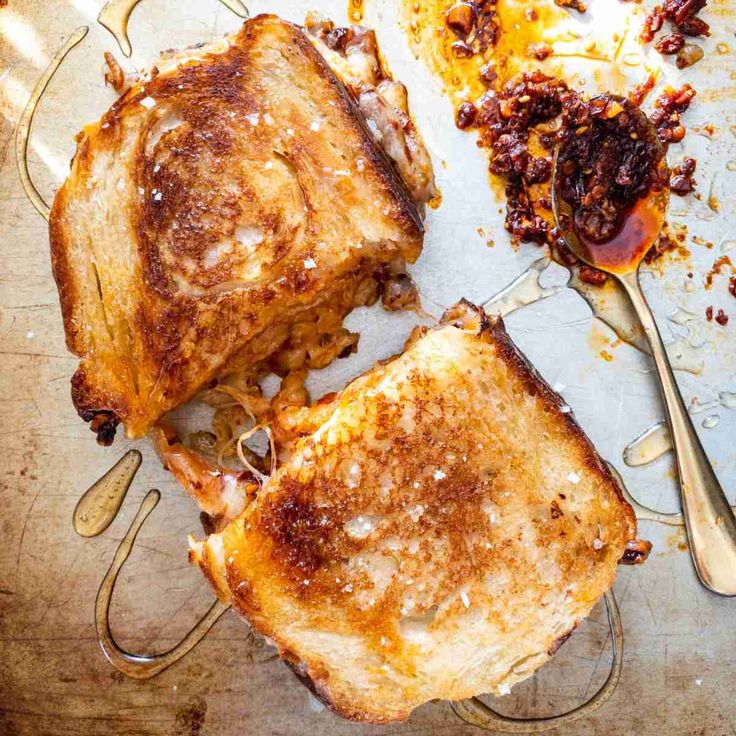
{"left": 551, "top": 95, "right": 670, "bottom": 275}
{"left": 552, "top": 95, "right": 736, "bottom": 596}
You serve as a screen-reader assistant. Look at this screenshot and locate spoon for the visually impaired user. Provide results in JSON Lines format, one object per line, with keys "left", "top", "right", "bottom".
{"left": 552, "top": 95, "right": 736, "bottom": 596}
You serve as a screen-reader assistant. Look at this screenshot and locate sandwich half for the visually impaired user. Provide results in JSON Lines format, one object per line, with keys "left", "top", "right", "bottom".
{"left": 49, "top": 14, "right": 434, "bottom": 443}
{"left": 189, "top": 300, "right": 644, "bottom": 723}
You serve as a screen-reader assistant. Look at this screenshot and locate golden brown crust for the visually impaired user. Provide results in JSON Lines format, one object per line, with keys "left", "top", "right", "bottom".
{"left": 48, "top": 15, "right": 425, "bottom": 441}
{"left": 191, "top": 301, "right": 640, "bottom": 722}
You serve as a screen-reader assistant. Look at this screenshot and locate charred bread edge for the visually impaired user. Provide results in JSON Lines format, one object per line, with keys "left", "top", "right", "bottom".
{"left": 263, "top": 16, "right": 425, "bottom": 238}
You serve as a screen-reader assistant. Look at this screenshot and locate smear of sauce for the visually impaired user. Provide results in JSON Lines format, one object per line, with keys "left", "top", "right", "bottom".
{"left": 16, "top": 26, "right": 89, "bottom": 221}
{"left": 623, "top": 421, "right": 672, "bottom": 467}
{"left": 483, "top": 257, "right": 562, "bottom": 316}
{"left": 96, "top": 489, "right": 231, "bottom": 678}
{"left": 73, "top": 449, "right": 142, "bottom": 537}
{"left": 98, "top": 0, "right": 249, "bottom": 58}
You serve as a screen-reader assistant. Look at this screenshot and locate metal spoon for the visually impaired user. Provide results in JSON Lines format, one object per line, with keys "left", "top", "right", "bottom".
{"left": 552, "top": 95, "right": 736, "bottom": 596}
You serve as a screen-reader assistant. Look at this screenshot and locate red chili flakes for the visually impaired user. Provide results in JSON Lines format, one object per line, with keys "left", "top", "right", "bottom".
{"left": 729, "top": 275, "right": 736, "bottom": 298}
{"left": 650, "top": 84, "right": 696, "bottom": 143}
{"left": 706, "top": 305, "right": 713, "bottom": 320}
{"left": 628, "top": 73, "right": 656, "bottom": 107}
{"left": 715, "top": 309, "right": 729, "bottom": 326}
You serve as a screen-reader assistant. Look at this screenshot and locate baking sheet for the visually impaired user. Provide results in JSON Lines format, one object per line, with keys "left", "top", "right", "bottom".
{"left": 1, "top": 1, "right": 735, "bottom": 734}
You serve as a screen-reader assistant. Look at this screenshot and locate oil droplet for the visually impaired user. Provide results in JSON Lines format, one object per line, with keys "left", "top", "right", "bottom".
{"left": 726, "top": 161, "right": 736, "bottom": 172}
{"left": 621, "top": 52, "right": 643, "bottom": 66}
{"left": 16, "top": 26, "right": 89, "bottom": 221}
{"left": 721, "top": 240, "right": 736, "bottom": 253}
{"left": 483, "top": 257, "right": 562, "bottom": 317}
{"left": 719, "top": 390, "right": 736, "bottom": 409}
{"left": 702, "top": 414, "right": 720, "bottom": 429}
{"left": 689, "top": 397, "right": 720, "bottom": 415}
{"left": 348, "top": 0, "right": 364, "bottom": 22}
{"left": 98, "top": 0, "right": 249, "bottom": 58}
{"left": 96, "top": 489, "right": 231, "bottom": 678}
{"left": 73, "top": 449, "right": 141, "bottom": 537}
{"left": 623, "top": 421, "right": 672, "bottom": 467}
{"left": 667, "top": 307, "right": 697, "bottom": 326}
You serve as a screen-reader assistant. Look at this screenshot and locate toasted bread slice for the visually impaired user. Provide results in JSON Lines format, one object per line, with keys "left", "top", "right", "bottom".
{"left": 50, "top": 15, "right": 430, "bottom": 442}
{"left": 190, "top": 301, "right": 639, "bottom": 723}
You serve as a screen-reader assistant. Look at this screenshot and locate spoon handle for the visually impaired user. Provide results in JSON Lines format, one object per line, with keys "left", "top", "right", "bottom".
{"left": 619, "top": 270, "right": 736, "bottom": 595}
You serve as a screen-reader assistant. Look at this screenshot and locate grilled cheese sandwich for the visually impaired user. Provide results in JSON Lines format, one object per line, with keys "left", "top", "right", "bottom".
{"left": 50, "top": 14, "right": 435, "bottom": 443}
{"left": 188, "top": 301, "right": 641, "bottom": 722}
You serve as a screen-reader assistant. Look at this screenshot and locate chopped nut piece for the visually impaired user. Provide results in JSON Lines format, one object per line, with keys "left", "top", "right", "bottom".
{"left": 527, "top": 42, "right": 553, "bottom": 60}
{"left": 678, "top": 15, "right": 710, "bottom": 36}
{"left": 451, "top": 40, "right": 475, "bottom": 58}
{"left": 554, "top": 0, "right": 587, "bottom": 12}
{"left": 654, "top": 32, "right": 685, "bottom": 54}
{"left": 445, "top": 2, "right": 476, "bottom": 36}
{"left": 456, "top": 101, "right": 478, "bottom": 129}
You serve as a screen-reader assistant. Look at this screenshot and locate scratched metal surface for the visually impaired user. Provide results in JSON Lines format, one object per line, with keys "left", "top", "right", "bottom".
{"left": 1, "top": 1, "right": 736, "bottom": 734}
